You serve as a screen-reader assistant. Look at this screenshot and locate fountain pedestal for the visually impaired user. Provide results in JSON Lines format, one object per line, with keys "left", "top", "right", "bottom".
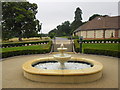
{"left": 53, "top": 44, "right": 71, "bottom": 69}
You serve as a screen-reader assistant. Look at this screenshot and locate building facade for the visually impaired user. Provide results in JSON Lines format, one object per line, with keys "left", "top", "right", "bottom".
{"left": 73, "top": 16, "right": 120, "bottom": 39}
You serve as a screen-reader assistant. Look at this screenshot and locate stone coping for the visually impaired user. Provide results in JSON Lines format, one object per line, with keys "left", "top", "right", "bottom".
{"left": 22, "top": 57, "right": 103, "bottom": 76}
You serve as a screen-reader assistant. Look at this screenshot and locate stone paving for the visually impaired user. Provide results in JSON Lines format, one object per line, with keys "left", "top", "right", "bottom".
{"left": 2, "top": 53, "right": 118, "bottom": 88}
{"left": 1, "top": 37, "right": 119, "bottom": 88}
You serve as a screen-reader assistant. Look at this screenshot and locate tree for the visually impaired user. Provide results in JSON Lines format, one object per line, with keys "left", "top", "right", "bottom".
{"left": 2, "top": 2, "right": 41, "bottom": 41}
{"left": 89, "top": 14, "right": 101, "bottom": 21}
{"left": 48, "top": 29, "right": 56, "bottom": 39}
{"left": 74, "top": 7, "right": 82, "bottom": 21}
{"left": 70, "top": 7, "right": 83, "bottom": 34}
{"left": 89, "top": 14, "right": 109, "bottom": 21}
{"left": 48, "top": 21, "right": 71, "bottom": 37}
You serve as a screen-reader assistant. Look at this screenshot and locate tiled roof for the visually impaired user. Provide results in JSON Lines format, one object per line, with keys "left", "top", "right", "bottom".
{"left": 74, "top": 16, "right": 120, "bottom": 32}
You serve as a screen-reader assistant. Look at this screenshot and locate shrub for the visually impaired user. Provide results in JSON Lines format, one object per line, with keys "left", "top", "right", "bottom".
{"left": 84, "top": 48, "right": 120, "bottom": 58}
{"left": 2, "top": 41, "right": 52, "bottom": 58}
{"left": 2, "top": 40, "right": 49, "bottom": 48}
{"left": 68, "top": 36, "right": 79, "bottom": 40}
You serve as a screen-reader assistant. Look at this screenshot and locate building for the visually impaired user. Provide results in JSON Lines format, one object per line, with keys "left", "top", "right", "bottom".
{"left": 73, "top": 16, "right": 120, "bottom": 39}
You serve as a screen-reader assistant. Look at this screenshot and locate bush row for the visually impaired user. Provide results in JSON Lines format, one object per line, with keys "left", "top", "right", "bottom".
{"left": 74, "top": 39, "right": 119, "bottom": 58}
{"left": 76, "top": 39, "right": 120, "bottom": 43}
{"left": 2, "top": 41, "right": 52, "bottom": 58}
{"left": 2, "top": 40, "right": 49, "bottom": 48}
{"left": 84, "top": 48, "right": 120, "bottom": 58}
{"left": 68, "top": 36, "right": 79, "bottom": 39}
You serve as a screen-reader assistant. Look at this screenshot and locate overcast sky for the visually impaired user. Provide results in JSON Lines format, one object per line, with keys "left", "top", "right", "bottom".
{"left": 27, "top": 0, "right": 119, "bottom": 34}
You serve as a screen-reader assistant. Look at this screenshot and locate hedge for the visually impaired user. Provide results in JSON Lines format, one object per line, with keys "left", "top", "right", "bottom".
{"left": 75, "top": 39, "right": 120, "bottom": 43}
{"left": 84, "top": 48, "right": 120, "bottom": 58}
{"left": 2, "top": 41, "right": 52, "bottom": 58}
{"left": 2, "top": 40, "right": 49, "bottom": 48}
{"left": 74, "top": 39, "right": 119, "bottom": 58}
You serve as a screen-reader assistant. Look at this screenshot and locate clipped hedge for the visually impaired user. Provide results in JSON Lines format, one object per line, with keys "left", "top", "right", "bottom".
{"left": 68, "top": 36, "right": 79, "bottom": 40}
{"left": 74, "top": 39, "right": 119, "bottom": 58}
{"left": 83, "top": 39, "right": 120, "bottom": 43}
{"left": 84, "top": 48, "right": 120, "bottom": 58}
{"left": 75, "top": 39, "right": 120, "bottom": 43}
{"left": 2, "top": 40, "right": 49, "bottom": 48}
{"left": 2, "top": 41, "right": 52, "bottom": 58}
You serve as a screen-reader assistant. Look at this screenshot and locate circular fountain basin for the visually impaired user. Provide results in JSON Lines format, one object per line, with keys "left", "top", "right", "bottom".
{"left": 33, "top": 60, "right": 93, "bottom": 70}
{"left": 22, "top": 57, "right": 103, "bottom": 83}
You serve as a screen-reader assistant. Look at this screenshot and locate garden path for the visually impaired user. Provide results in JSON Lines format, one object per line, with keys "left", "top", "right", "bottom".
{"left": 52, "top": 37, "right": 73, "bottom": 52}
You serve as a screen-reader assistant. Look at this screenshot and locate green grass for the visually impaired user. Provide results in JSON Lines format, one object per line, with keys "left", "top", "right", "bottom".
{"left": 82, "top": 43, "right": 119, "bottom": 51}
{"left": 2, "top": 44, "right": 48, "bottom": 53}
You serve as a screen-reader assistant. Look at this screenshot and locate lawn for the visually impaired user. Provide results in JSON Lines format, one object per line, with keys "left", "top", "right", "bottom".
{"left": 2, "top": 44, "right": 48, "bottom": 53}
{"left": 2, "top": 37, "right": 50, "bottom": 43}
{"left": 82, "top": 43, "right": 119, "bottom": 51}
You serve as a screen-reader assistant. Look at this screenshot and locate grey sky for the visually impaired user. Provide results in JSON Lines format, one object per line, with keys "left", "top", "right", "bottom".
{"left": 27, "top": 0, "right": 119, "bottom": 33}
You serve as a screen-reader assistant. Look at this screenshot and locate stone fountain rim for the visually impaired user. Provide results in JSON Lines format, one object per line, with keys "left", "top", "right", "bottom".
{"left": 22, "top": 57, "right": 103, "bottom": 76}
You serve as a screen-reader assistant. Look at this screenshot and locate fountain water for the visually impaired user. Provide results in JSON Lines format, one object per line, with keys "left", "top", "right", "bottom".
{"left": 22, "top": 43, "right": 103, "bottom": 83}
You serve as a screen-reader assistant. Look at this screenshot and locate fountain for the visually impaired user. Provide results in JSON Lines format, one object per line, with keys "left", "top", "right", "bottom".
{"left": 22, "top": 44, "right": 103, "bottom": 83}
{"left": 53, "top": 43, "right": 71, "bottom": 69}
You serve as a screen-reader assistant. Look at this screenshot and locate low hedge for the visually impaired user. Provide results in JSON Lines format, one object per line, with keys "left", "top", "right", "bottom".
{"left": 84, "top": 48, "right": 120, "bottom": 58}
{"left": 2, "top": 41, "right": 52, "bottom": 58}
{"left": 74, "top": 39, "right": 119, "bottom": 58}
{"left": 68, "top": 36, "right": 79, "bottom": 39}
{"left": 75, "top": 39, "right": 120, "bottom": 43}
{"left": 2, "top": 40, "right": 49, "bottom": 48}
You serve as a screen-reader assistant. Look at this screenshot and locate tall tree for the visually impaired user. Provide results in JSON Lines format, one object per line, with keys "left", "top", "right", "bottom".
{"left": 48, "top": 21, "right": 71, "bottom": 37}
{"left": 2, "top": 2, "right": 41, "bottom": 41}
{"left": 89, "top": 14, "right": 108, "bottom": 21}
{"left": 70, "top": 7, "right": 83, "bottom": 34}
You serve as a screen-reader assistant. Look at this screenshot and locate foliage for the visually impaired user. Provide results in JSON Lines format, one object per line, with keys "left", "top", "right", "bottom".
{"left": 74, "top": 39, "right": 119, "bottom": 57}
{"left": 75, "top": 39, "right": 120, "bottom": 43}
{"left": 48, "top": 7, "right": 85, "bottom": 36}
{"left": 2, "top": 2, "right": 41, "bottom": 41}
{"left": 70, "top": 7, "right": 83, "bottom": 34}
{"left": 2, "top": 41, "right": 52, "bottom": 58}
{"left": 89, "top": 14, "right": 108, "bottom": 21}
{"left": 84, "top": 49, "right": 120, "bottom": 58}
{"left": 67, "top": 36, "right": 79, "bottom": 39}
{"left": 48, "top": 21, "right": 71, "bottom": 37}
{"left": 2, "top": 40, "right": 50, "bottom": 48}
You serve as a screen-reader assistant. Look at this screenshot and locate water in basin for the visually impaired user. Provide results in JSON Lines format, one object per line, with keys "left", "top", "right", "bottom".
{"left": 32, "top": 61, "right": 93, "bottom": 70}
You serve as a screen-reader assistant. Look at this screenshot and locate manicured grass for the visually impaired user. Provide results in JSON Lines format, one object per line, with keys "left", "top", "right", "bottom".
{"left": 2, "top": 44, "right": 48, "bottom": 53}
{"left": 82, "top": 43, "right": 119, "bottom": 52}
{"left": 1, "top": 41, "right": 52, "bottom": 58}
{"left": 2, "top": 37, "right": 50, "bottom": 43}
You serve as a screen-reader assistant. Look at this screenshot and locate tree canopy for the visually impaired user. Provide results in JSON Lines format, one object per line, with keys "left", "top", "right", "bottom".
{"left": 2, "top": 2, "right": 41, "bottom": 41}
{"left": 49, "top": 21, "right": 71, "bottom": 37}
{"left": 89, "top": 14, "right": 108, "bottom": 21}
{"left": 70, "top": 7, "right": 83, "bottom": 34}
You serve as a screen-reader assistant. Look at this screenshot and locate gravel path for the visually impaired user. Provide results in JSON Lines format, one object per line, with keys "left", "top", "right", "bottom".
{"left": 2, "top": 53, "right": 118, "bottom": 88}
